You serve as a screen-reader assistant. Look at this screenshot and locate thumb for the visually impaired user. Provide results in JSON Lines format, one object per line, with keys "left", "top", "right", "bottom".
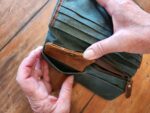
{"left": 83, "top": 34, "right": 122, "bottom": 60}
{"left": 56, "top": 76, "right": 74, "bottom": 113}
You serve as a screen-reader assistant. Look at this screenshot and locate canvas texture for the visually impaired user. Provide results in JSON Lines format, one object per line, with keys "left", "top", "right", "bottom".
{"left": 42, "top": 0, "right": 142, "bottom": 100}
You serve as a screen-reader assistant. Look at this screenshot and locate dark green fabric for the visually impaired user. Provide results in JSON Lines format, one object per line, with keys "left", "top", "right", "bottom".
{"left": 42, "top": 0, "right": 142, "bottom": 100}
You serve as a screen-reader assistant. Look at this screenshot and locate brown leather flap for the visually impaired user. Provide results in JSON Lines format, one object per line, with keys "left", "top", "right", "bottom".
{"left": 44, "top": 43, "right": 95, "bottom": 72}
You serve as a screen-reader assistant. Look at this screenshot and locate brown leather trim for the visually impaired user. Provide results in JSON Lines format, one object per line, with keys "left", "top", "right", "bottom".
{"left": 44, "top": 43, "right": 95, "bottom": 72}
{"left": 95, "top": 60, "right": 128, "bottom": 79}
{"left": 125, "top": 80, "right": 133, "bottom": 98}
{"left": 50, "top": 0, "right": 63, "bottom": 26}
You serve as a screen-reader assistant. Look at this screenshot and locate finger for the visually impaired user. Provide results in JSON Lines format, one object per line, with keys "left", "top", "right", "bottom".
{"left": 42, "top": 60, "right": 50, "bottom": 82}
{"left": 96, "top": 0, "right": 110, "bottom": 7}
{"left": 17, "top": 46, "right": 43, "bottom": 82}
{"left": 42, "top": 60, "right": 52, "bottom": 93}
{"left": 97, "top": 0, "right": 118, "bottom": 14}
{"left": 33, "top": 58, "right": 42, "bottom": 80}
{"left": 83, "top": 33, "right": 123, "bottom": 60}
{"left": 97, "top": 0, "right": 134, "bottom": 15}
{"left": 24, "top": 46, "right": 43, "bottom": 68}
{"left": 57, "top": 76, "right": 74, "bottom": 113}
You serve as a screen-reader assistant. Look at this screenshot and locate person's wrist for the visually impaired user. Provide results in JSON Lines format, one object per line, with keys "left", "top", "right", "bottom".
{"left": 28, "top": 98, "right": 44, "bottom": 113}
{"left": 27, "top": 97, "right": 50, "bottom": 113}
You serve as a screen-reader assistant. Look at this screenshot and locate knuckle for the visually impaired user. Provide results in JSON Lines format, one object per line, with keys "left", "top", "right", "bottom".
{"left": 93, "top": 42, "right": 105, "bottom": 56}
{"left": 58, "top": 105, "right": 69, "bottom": 113}
{"left": 62, "top": 87, "right": 71, "bottom": 95}
{"left": 16, "top": 76, "right": 22, "bottom": 84}
{"left": 16, "top": 77, "right": 26, "bottom": 88}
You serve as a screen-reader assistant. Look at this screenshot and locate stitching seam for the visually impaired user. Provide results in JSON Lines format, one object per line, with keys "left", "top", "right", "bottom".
{"left": 50, "top": 0, "right": 63, "bottom": 26}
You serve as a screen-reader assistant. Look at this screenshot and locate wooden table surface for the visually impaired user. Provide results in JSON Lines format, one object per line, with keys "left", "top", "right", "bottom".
{"left": 0, "top": 0, "right": 150, "bottom": 113}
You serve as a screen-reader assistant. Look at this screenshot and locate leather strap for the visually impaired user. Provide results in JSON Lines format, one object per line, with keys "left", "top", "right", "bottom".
{"left": 44, "top": 42, "right": 95, "bottom": 72}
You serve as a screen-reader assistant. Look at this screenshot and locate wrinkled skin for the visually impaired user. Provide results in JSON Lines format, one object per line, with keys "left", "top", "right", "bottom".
{"left": 17, "top": 0, "right": 150, "bottom": 113}
{"left": 16, "top": 46, "right": 74, "bottom": 113}
{"left": 84, "top": 0, "right": 150, "bottom": 60}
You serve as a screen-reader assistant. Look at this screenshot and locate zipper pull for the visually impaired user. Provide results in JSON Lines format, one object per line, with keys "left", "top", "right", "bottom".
{"left": 125, "top": 79, "right": 133, "bottom": 98}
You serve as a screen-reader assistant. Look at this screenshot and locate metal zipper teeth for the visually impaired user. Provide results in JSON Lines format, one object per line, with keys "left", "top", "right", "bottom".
{"left": 93, "top": 64, "right": 130, "bottom": 81}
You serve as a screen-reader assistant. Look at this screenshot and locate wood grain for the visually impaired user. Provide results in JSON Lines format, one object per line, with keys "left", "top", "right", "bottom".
{"left": 0, "top": 1, "right": 55, "bottom": 113}
{"left": 0, "top": 0, "right": 150, "bottom": 113}
{"left": 134, "top": 0, "right": 150, "bottom": 12}
{"left": 83, "top": 55, "right": 150, "bottom": 113}
{"left": 0, "top": 0, "right": 48, "bottom": 50}
{"left": 83, "top": 1, "right": 150, "bottom": 113}
{"left": 0, "top": 0, "right": 93, "bottom": 113}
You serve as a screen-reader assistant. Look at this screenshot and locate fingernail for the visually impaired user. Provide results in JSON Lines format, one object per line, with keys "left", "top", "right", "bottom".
{"left": 35, "top": 46, "right": 43, "bottom": 51}
{"left": 68, "top": 76, "right": 74, "bottom": 84}
{"left": 34, "top": 46, "right": 43, "bottom": 57}
{"left": 83, "top": 49, "right": 95, "bottom": 60}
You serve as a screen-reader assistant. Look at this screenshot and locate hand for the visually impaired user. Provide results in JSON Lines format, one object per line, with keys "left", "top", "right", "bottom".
{"left": 83, "top": 0, "right": 150, "bottom": 60}
{"left": 16, "top": 46, "right": 74, "bottom": 113}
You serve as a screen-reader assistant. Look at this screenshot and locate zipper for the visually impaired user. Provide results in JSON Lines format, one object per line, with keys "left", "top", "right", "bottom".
{"left": 125, "top": 78, "right": 133, "bottom": 98}
{"left": 94, "top": 64, "right": 133, "bottom": 98}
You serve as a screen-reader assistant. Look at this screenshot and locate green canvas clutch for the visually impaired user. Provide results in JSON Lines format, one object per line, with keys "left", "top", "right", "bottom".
{"left": 42, "top": 0, "right": 142, "bottom": 100}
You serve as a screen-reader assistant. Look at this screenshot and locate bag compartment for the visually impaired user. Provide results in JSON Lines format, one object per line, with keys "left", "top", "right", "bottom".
{"left": 42, "top": 51, "right": 126, "bottom": 100}
{"left": 42, "top": 0, "right": 142, "bottom": 99}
